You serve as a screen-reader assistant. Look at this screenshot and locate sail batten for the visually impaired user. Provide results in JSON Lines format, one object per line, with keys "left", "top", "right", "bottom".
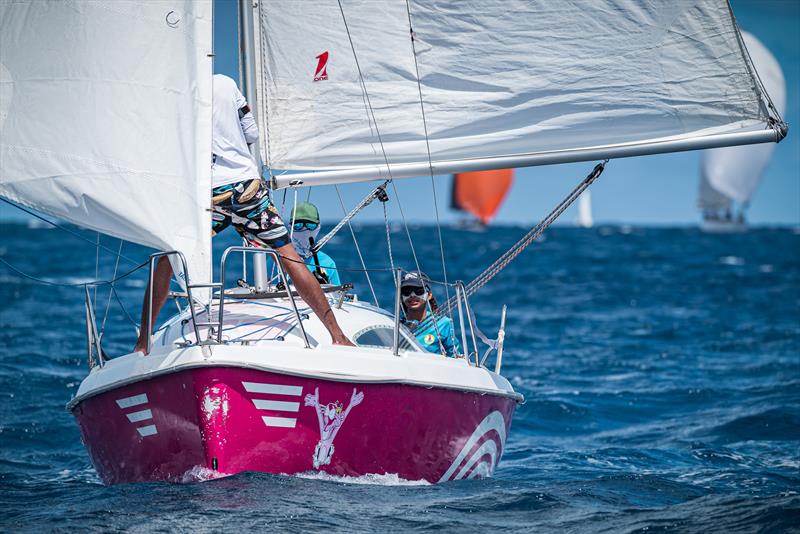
{"left": 254, "top": 0, "right": 783, "bottom": 189}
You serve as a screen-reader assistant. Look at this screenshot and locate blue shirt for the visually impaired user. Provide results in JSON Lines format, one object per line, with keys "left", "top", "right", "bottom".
{"left": 304, "top": 250, "right": 340, "bottom": 286}
{"left": 406, "top": 311, "right": 461, "bottom": 357}
{"left": 268, "top": 250, "right": 340, "bottom": 286}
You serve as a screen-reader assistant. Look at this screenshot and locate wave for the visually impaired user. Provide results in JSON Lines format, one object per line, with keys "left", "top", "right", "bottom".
{"left": 293, "top": 471, "right": 431, "bottom": 486}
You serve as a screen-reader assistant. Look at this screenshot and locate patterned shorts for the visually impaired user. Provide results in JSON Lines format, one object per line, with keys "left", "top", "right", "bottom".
{"left": 211, "top": 179, "right": 290, "bottom": 249}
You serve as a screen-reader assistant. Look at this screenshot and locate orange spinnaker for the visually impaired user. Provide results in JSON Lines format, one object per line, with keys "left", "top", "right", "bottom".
{"left": 451, "top": 169, "right": 514, "bottom": 225}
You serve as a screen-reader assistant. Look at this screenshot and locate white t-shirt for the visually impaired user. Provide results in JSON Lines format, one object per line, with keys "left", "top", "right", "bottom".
{"left": 211, "top": 74, "right": 260, "bottom": 188}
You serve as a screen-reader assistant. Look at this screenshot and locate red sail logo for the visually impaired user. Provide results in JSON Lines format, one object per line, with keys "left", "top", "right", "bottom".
{"left": 314, "top": 51, "right": 329, "bottom": 82}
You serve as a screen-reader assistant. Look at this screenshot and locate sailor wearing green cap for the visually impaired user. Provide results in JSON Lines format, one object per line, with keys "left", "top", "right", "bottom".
{"left": 285, "top": 202, "right": 341, "bottom": 286}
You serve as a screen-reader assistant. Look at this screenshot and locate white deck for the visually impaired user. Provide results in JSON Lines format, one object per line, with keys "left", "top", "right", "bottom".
{"left": 71, "top": 294, "right": 521, "bottom": 407}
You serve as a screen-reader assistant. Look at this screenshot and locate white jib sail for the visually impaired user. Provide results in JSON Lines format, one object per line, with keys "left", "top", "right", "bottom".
{"left": 699, "top": 31, "right": 787, "bottom": 208}
{"left": 251, "top": 1, "right": 783, "bottom": 188}
{"left": 0, "top": 1, "right": 213, "bottom": 291}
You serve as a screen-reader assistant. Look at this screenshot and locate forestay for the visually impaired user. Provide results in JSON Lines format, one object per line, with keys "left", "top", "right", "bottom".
{"left": 0, "top": 1, "right": 213, "bottom": 289}
{"left": 251, "top": 0, "right": 785, "bottom": 188}
{"left": 699, "top": 31, "right": 787, "bottom": 208}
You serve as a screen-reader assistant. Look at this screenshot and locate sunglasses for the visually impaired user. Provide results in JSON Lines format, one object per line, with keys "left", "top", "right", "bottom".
{"left": 293, "top": 221, "right": 319, "bottom": 232}
{"left": 401, "top": 287, "right": 426, "bottom": 297}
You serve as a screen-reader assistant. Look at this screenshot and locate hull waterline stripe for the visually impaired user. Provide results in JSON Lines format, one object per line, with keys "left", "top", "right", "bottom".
{"left": 137, "top": 425, "right": 158, "bottom": 437}
{"left": 243, "top": 382, "right": 302, "bottom": 396}
{"left": 253, "top": 399, "right": 300, "bottom": 412}
{"left": 262, "top": 416, "right": 297, "bottom": 428}
{"left": 116, "top": 393, "right": 148, "bottom": 409}
{"left": 126, "top": 409, "right": 153, "bottom": 423}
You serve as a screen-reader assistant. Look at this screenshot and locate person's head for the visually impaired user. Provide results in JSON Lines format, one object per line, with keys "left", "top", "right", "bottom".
{"left": 400, "top": 271, "right": 430, "bottom": 313}
{"left": 290, "top": 202, "right": 320, "bottom": 257}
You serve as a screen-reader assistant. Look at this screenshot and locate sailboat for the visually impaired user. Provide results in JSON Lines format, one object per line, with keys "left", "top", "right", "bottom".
{"left": 698, "top": 31, "right": 787, "bottom": 232}
{"left": 575, "top": 191, "right": 594, "bottom": 228}
{"left": 0, "top": 1, "right": 786, "bottom": 485}
{"left": 450, "top": 169, "right": 514, "bottom": 229}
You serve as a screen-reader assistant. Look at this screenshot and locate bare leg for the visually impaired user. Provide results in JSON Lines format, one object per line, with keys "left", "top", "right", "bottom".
{"left": 133, "top": 256, "right": 173, "bottom": 354}
{"left": 275, "top": 244, "right": 354, "bottom": 346}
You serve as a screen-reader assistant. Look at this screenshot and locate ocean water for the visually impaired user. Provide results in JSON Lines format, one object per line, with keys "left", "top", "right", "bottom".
{"left": 1, "top": 222, "right": 798, "bottom": 532}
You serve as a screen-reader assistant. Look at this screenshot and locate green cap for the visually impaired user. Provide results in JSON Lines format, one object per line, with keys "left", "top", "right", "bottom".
{"left": 291, "top": 202, "right": 320, "bottom": 224}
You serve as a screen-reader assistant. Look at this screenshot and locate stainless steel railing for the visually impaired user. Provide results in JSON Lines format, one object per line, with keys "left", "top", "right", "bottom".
{"left": 218, "top": 247, "right": 311, "bottom": 348}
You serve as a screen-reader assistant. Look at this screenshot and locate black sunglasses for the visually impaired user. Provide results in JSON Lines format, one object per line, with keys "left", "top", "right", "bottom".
{"left": 401, "top": 287, "right": 426, "bottom": 297}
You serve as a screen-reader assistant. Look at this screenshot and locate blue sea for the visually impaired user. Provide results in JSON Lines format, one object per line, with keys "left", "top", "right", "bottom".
{"left": 1, "top": 221, "right": 798, "bottom": 532}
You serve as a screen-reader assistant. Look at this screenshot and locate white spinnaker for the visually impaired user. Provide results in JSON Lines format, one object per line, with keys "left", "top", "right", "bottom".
{"left": 252, "top": 0, "right": 781, "bottom": 188}
{"left": 0, "top": 1, "right": 213, "bottom": 291}
{"left": 700, "top": 31, "right": 787, "bottom": 208}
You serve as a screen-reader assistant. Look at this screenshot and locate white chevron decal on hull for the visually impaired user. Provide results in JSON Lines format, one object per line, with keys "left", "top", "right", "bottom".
{"left": 439, "top": 411, "right": 507, "bottom": 482}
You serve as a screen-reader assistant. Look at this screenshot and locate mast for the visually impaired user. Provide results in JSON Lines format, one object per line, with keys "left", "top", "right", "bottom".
{"left": 238, "top": 0, "right": 268, "bottom": 290}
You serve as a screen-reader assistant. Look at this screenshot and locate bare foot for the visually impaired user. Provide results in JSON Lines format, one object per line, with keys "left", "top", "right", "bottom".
{"left": 332, "top": 337, "right": 356, "bottom": 347}
{"left": 132, "top": 343, "right": 148, "bottom": 355}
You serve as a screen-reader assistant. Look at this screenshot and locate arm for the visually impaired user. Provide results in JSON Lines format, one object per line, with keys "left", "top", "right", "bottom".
{"left": 240, "top": 108, "right": 259, "bottom": 146}
{"left": 441, "top": 318, "right": 461, "bottom": 358}
{"left": 234, "top": 85, "right": 259, "bottom": 146}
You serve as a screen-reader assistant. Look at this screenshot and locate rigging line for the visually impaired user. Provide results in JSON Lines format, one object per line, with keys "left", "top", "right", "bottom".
{"left": 0, "top": 256, "right": 148, "bottom": 288}
{"left": 0, "top": 198, "right": 141, "bottom": 265}
{"left": 93, "top": 231, "right": 100, "bottom": 312}
{"left": 404, "top": 0, "right": 452, "bottom": 318}
{"left": 336, "top": 0, "right": 422, "bottom": 274}
{"left": 335, "top": 0, "right": 395, "bottom": 185}
{"left": 383, "top": 201, "right": 396, "bottom": 274}
{"left": 99, "top": 239, "right": 124, "bottom": 336}
{"left": 387, "top": 180, "right": 422, "bottom": 275}
{"left": 465, "top": 163, "right": 605, "bottom": 298}
{"left": 313, "top": 180, "right": 389, "bottom": 253}
{"left": 111, "top": 285, "right": 140, "bottom": 328}
{"left": 421, "top": 161, "right": 607, "bottom": 328}
{"left": 335, "top": 185, "right": 380, "bottom": 307}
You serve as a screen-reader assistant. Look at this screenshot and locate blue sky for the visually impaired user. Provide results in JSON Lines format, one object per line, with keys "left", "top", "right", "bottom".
{"left": 2, "top": 0, "right": 797, "bottom": 226}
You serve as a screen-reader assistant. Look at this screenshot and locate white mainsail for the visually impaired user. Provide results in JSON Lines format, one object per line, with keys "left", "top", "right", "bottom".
{"left": 0, "top": 1, "right": 214, "bottom": 288}
{"left": 698, "top": 31, "right": 786, "bottom": 212}
{"left": 251, "top": 0, "right": 784, "bottom": 189}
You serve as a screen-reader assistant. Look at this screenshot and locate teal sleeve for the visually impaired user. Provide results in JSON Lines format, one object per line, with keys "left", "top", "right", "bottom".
{"left": 440, "top": 318, "right": 461, "bottom": 357}
{"left": 325, "top": 257, "right": 341, "bottom": 286}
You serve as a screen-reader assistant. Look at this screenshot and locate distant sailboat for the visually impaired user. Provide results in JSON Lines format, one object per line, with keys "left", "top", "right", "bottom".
{"left": 575, "top": 191, "right": 593, "bottom": 228}
{"left": 450, "top": 169, "right": 513, "bottom": 228}
{"left": 698, "top": 31, "right": 786, "bottom": 232}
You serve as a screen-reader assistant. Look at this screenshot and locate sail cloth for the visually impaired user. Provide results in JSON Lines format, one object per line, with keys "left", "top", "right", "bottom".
{"left": 0, "top": 1, "right": 214, "bottom": 289}
{"left": 451, "top": 170, "right": 513, "bottom": 225}
{"left": 698, "top": 31, "right": 787, "bottom": 209}
{"left": 251, "top": 0, "right": 785, "bottom": 189}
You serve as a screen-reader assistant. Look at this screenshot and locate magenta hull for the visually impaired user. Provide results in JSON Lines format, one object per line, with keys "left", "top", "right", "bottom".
{"left": 72, "top": 367, "right": 517, "bottom": 485}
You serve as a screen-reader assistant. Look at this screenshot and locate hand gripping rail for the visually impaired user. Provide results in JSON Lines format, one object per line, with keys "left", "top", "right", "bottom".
{"left": 218, "top": 247, "right": 311, "bottom": 348}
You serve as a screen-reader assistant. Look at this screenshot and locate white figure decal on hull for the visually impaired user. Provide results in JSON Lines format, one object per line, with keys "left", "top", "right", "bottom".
{"left": 304, "top": 387, "right": 364, "bottom": 469}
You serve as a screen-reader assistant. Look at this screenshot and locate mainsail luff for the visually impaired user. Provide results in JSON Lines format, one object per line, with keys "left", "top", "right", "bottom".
{"left": 0, "top": 1, "right": 214, "bottom": 287}
{"left": 251, "top": 0, "right": 785, "bottom": 189}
